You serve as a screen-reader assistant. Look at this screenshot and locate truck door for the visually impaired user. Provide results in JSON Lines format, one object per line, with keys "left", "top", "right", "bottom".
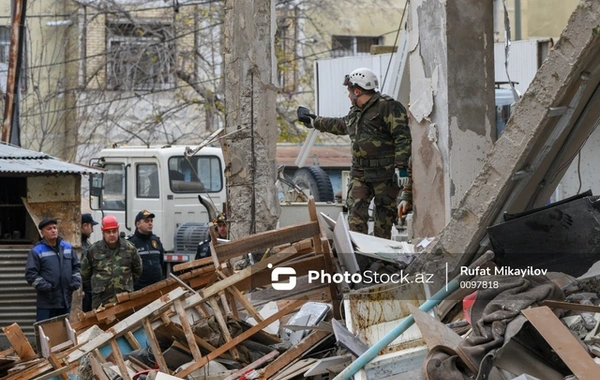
{"left": 129, "top": 160, "right": 162, "bottom": 236}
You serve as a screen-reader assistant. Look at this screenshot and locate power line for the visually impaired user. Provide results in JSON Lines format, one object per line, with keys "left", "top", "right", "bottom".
{"left": 24, "top": 21, "right": 223, "bottom": 71}
{"left": 21, "top": 75, "right": 223, "bottom": 118}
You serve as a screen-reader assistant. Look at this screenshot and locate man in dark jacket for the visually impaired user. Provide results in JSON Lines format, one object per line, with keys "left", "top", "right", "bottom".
{"left": 80, "top": 213, "right": 99, "bottom": 312}
{"left": 196, "top": 213, "right": 229, "bottom": 259}
{"left": 25, "top": 218, "right": 81, "bottom": 321}
{"left": 128, "top": 210, "right": 165, "bottom": 290}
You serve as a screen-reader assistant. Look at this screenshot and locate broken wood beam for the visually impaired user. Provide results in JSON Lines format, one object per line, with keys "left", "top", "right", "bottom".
{"left": 260, "top": 329, "right": 331, "bottom": 379}
{"left": 222, "top": 350, "right": 279, "bottom": 380}
{"left": 2, "top": 323, "right": 37, "bottom": 361}
{"left": 66, "top": 287, "right": 186, "bottom": 363}
{"left": 172, "top": 256, "right": 213, "bottom": 272}
{"left": 175, "top": 297, "right": 307, "bottom": 378}
{"left": 213, "top": 221, "right": 320, "bottom": 262}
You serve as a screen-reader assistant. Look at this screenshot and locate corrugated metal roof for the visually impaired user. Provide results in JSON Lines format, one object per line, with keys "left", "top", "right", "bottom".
{"left": 0, "top": 144, "right": 102, "bottom": 174}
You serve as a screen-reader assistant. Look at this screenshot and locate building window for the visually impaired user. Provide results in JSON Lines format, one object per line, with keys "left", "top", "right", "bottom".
{"left": 331, "top": 35, "right": 382, "bottom": 58}
{"left": 0, "top": 26, "right": 27, "bottom": 91}
{"left": 106, "top": 21, "right": 175, "bottom": 91}
{"left": 0, "top": 27, "right": 9, "bottom": 64}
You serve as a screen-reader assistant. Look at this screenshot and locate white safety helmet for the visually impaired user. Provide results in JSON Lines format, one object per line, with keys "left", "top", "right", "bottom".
{"left": 343, "top": 68, "right": 379, "bottom": 90}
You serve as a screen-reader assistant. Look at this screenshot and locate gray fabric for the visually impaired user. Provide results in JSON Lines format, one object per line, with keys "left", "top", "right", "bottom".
{"left": 425, "top": 275, "right": 564, "bottom": 380}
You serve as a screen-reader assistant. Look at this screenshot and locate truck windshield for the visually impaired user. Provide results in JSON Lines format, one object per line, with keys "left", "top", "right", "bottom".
{"left": 168, "top": 156, "right": 223, "bottom": 193}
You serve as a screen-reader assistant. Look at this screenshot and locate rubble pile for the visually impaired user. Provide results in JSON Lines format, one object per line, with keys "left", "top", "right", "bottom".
{"left": 0, "top": 201, "right": 344, "bottom": 380}
{"left": 2, "top": 197, "right": 600, "bottom": 379}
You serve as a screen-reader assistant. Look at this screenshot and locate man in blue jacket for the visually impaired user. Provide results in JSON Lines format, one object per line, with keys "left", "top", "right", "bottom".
{"left": 128, "top": 210, "right": 165, "bottom": 290}
{"left": 25, "top": 218, "right": 81, "bottom": 321}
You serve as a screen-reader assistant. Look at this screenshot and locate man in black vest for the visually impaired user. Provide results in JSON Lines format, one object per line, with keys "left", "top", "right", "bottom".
{"left": 128, "top": 210, "right": 165, "bottom": 290}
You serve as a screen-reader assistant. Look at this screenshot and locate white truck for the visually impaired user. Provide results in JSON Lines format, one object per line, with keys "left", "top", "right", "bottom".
{"left": 88, "top": 144, "right": 343, "bottom": 271}
{"left": 88, "top": 145, "right": 230, "bottom": 270}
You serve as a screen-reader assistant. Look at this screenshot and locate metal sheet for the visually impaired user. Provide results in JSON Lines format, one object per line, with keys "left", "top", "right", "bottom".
{"left": 0, "top": 145, "right": 101, "bottom": 174}
{"left": 0, "top": 249, "right": 37, "bottom": 347}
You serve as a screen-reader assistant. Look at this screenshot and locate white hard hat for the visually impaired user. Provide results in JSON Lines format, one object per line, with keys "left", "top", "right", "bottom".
{"left": 344, "top": 68, "right": 379, "bottom": 90}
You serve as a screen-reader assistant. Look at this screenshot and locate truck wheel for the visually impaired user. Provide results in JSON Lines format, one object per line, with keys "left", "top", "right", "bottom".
{"left": 292, "top": 166, "right": 334, "bottom": 202}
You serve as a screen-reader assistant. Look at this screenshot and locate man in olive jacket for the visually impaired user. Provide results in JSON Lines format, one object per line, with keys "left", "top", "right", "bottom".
{"left": 25, "top": 218, "right": 81, "bottom": 321}
{"left": 80, "top": 215, "right": 142, "bottom": 309}
{"left": 298, "top": 67, "right": 411, "bottom": 239}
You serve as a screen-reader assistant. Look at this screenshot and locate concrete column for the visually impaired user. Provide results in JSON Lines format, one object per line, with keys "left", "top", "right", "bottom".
{"left": 408, "top": 0, "right": 495, "bottom": 239}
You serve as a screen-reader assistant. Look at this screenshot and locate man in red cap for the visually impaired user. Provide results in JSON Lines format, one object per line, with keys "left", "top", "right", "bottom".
{"left": 80, "top": 215, "right": 142, "bottom": 309}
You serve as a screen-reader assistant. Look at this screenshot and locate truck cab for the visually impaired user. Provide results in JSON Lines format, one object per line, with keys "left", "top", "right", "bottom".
{"left": 88, "top": 145, "right": 226, "bottom": 267}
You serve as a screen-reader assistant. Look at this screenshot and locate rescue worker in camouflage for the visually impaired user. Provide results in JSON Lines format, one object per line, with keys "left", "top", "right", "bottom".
{"left": 128, "top": 210, "right": 165, "bottom": 290}
{"left": 25, "top": 218, "right": 81, "bottom": 321}
{"left": 297, "top": 67, "right": 411, "bottom": 239}
{"left": 80, "top": 215, "right": 142, "bottom": 309}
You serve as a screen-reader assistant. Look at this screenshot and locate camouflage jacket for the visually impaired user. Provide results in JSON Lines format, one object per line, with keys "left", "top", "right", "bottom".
{"left": 81, "top": 238, "right": 142, "bottom": 308}
{"left": 313, "top": 93, "right": 411, "bottom": 182}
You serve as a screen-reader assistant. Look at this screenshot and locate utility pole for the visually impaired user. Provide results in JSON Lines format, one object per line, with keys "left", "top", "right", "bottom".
{"left": 1, "top": 0, "right": 26, "bottom": 145}
{"left": 222, "top": 0, "right": 280, "bottom": 238}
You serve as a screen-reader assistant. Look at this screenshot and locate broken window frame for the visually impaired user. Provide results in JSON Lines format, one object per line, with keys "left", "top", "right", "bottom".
{"left": 105, "top": 20, "right": 175, "bottom": 91}
{"left": 0, "top": 25, "right": 27, "bottom": 92}
{"left": 331, "top": 35, "right": 382, "bottom": 58}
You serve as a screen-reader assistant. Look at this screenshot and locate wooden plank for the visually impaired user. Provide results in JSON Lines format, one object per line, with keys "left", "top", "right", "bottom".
{"left": 124, "top": 331, "right": 141, "bottom": 350}
{"left": 2, "top": 323, "right": 37, "bottom": 361}
{"left": 207, "top": 297, "right": 241, "bottom": 360}
{"left": 213, "top": 221, "right": 320, "bottom": 261}
{"left": 173, "top": 299, "right": 203, "bottom": 361}
{"left": 261, "top": 329, "right": 331, "bottom": 379}
{"left": 109, "top": 339, "right": 132, "bottom": 380}
{"left": 66, "top": 288, "right": 186, "bottom": 363}
{"left": 522, "top": 306, "right": 599, "bottom": 380}
{"left": 214, "top": 269, "right": 263, "bottom": 323}
{"left": 4, "top": 361, "right": 51, "bottom": 380}
{"left": 89, "top": 354, "right": 111, "bottom": 380}
{"left": 142, "top": 318, "right": 170, "bottom": 373}
{"left": 222, "top": 350, "right": 279, "bottom": 380}
{"left": 30, "top": 361, "right": 79, "bottom": 380}
{"left": 156, "top": 323, "right": 220, "bottom": 356}
{"left": 541, "top": 300, "right": 600, "bottom": 313}
{"left": 172, "top": 256, "right": 214, "bottom": 272}
{"left": 47, "top": 353, "right": 69, "bottom": 380}
{"left": 175, "top": 297, "right": 307, "bottom": 378}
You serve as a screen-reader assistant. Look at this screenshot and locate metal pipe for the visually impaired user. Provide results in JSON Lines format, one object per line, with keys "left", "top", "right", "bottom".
{"left": 1, "top": 0, "right": 27, "bottom": 144}
{"left": 515, "top": 0, "right": 521, "bottom": 40}
{"left": 333, "top": 250, "right": 495, "bottom": 380}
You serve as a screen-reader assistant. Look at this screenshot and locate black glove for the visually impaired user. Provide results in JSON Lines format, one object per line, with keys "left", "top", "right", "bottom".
{"left": 297, "top": 106, "right": 316, "bottom": 128}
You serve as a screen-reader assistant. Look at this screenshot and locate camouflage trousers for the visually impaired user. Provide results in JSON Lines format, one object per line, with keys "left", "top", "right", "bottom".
{"left": 346, "top": 177, "right": 400, "bottom": 239}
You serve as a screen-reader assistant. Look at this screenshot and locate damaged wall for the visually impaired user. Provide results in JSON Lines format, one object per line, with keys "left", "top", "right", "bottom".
{"left": 409, "top": 0, "right": 600, "bottom": 288}
{"left": 408, "top": 0, "right": 495, "bottom": 239}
